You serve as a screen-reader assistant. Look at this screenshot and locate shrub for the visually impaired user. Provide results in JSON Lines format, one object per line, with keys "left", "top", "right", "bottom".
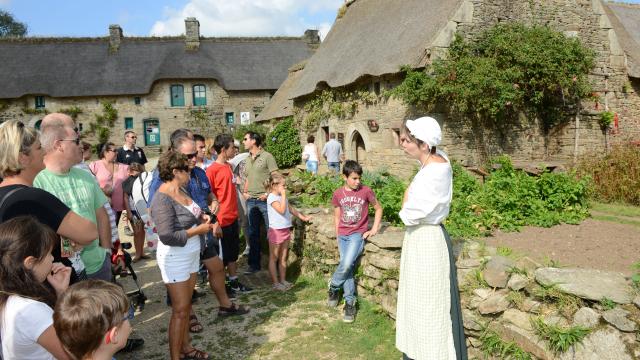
{"left": 265, "top": 117, "right": 302, "bottom": 168}
{"left": 575, "top": 143, "right": 640, "bottom": 205}
{"left": 531, "top": 317, "right": 590, "bottom": 353}
{"left": 446, "top": 156, "right": 590, "bottom": 238}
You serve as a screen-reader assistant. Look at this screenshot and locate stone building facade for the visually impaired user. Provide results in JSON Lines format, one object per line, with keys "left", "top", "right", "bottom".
{"left": 265, "top": 0, "right": 640, "bottom": 176}
{"left": 0, "top": 18, "right": 319, "bottom": 149}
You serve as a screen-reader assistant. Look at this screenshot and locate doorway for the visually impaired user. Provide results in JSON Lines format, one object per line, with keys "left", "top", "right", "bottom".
{"left": 351, "top": 131, "right": 366, "bottom": 164}
{"left": 143, "top": 118, "right": 160, "bottom": 146}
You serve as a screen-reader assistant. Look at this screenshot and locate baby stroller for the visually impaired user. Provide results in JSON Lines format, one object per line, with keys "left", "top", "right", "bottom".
{"left": 112, "top": 240, "right": 148, "bottom": 311}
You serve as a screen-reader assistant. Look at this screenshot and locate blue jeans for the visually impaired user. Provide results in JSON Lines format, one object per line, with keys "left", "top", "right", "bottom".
{"left": 330, "top": 232, "right": 364, "bottom": 305}
{"left": 328, "top": 162, "right": 340, "bottom": 173}
{"left": 306, "top": 160, "right": 318, "bottom": 174}
{"left": 247, "top": 198, "right": 268, "bottom": 270}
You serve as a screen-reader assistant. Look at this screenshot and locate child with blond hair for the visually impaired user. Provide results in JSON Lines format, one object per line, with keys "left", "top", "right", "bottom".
{"left": 265, "top": 173, "right": 310, "bottom": 291}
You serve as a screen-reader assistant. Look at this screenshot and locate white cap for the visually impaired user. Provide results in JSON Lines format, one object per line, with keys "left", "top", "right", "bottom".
{"left": 405, "top": 116, "right": 442, "bottom": 148}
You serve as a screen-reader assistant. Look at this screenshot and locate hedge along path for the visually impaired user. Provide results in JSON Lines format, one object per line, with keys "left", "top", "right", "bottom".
{"left": 116, "top": 248, "right": 399, "bottom": 359}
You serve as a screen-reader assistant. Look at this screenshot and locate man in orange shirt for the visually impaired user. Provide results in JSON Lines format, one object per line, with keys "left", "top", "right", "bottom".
{"left": 206, "top": 134, "right": 252, "bottom": 293}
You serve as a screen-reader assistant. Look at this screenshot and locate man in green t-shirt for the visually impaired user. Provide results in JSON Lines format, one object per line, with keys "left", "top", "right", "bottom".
{"left": 241, "top": 131, "right": 278, "bottom": 273}
{"left": 34, "top": 116, "right": 111, "bottom": 281}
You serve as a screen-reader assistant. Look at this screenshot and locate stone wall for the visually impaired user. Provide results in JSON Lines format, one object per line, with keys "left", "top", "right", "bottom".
{"left": 0, "top": 79, "right": 274, "bottom": 148}
{"left": 295, "top": 210, "right": 640, "bottom": 359}
{"left": 292, "top": 0, "right": 640, "bottom": 177}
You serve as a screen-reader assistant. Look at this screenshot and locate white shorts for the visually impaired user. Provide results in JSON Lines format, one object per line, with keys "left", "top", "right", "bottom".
{"left": 156, "top": 238, "right": 200, "bottom": 284}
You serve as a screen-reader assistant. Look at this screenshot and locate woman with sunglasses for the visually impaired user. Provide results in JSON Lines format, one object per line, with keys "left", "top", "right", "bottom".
{"left": 89, "top": 142, "right": 130, "bottom": 226}
{"left": 0, "top": 120, "right": 97, "bottom": 284}
{"left": 150, "top": 150, "right": 214, "bottom": 360}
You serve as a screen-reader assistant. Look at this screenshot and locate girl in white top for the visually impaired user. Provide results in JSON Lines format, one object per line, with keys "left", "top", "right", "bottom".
{"left": 0, "top": 216, "right": 72, "bottom": 360}
{"left": 265, "top": 173, "right": 311, "bottom": 291}
{"left": 395, "top": 117, "right": 467, "bottom": 360}
{"left": 302, "top": 135, "right": 320, "bottom": 175}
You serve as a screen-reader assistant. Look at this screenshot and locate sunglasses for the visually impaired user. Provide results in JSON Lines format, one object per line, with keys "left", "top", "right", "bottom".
{"left": 186, "top": 152, "right": 198, "bottom": 159}
{"left": 59, "top": 138, "right": 81, "bottom": 145}
{"left": 105, "top": 306, "right": 134, "bottom": 345}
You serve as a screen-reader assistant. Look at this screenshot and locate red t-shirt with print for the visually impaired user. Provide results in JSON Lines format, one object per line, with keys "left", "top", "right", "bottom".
{"left": 331, "top": 185, "right": 376, "bottom": 236}
{"left": 206, "top": 162, "right": 238, "bottom": 227}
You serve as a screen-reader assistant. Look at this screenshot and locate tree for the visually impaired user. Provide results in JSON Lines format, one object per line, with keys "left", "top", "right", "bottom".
{"left": 0, "top": 10, "right": 27, "bottom": 38}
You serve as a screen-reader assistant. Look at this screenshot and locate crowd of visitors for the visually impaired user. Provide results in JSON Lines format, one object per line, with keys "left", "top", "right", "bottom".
{"left": 0, "top": 112, "right": 465, "bottom": 359}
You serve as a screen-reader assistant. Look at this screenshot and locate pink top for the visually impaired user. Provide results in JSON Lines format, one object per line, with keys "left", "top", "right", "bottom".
{"left": 331, "top": 185, "right": 376, "bottom": 236}
{"left": 88, "top": 160, "right": 129, "bottom": 211}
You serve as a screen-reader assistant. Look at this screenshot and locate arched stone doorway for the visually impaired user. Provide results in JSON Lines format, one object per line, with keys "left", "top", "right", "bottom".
{"left": 351, "top": 131, "right": 366, "bottom": 164}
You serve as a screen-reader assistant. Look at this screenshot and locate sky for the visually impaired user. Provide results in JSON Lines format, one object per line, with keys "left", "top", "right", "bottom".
{"left": 2, "top": 0, "right": 640, "bottom": 40}
{"left": 0, "top": 0, "right": 343, "bottom": 39}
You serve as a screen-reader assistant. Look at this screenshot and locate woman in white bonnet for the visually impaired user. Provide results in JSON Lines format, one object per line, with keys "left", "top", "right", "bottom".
{"left": 395, "top": 116, "right": 467, "bottom": 360}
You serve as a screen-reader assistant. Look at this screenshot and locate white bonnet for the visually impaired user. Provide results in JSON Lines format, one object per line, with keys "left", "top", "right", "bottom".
{"left": 405, "top": 116, "right": 442, "bottom": 148}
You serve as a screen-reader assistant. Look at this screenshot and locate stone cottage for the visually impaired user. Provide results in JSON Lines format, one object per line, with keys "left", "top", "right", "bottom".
{"left": 0, "top": 18, "right": 319, "bottom": 149}
{"left": 260, "top": 0, "right": 640, "bottom": 176}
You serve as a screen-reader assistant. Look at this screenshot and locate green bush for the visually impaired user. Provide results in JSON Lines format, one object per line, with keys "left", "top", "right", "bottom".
{"left": 575, "top": 143, "right": 640, "bottom": 205}
{"left": 265, "top": 117, "right": 302, "bottom": 168}
{"left": 446, "top": 156, "right": 590, "bottom": 239}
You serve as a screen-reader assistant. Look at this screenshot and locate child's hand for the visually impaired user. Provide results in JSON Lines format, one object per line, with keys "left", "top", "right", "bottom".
{"left": 299, "top": 214, "right": 311, "bottom": 222}
{"left": 47, "top": 263, "right": 71, "bottom": 297}
{"left": 278, "top": 183, "right": 287, "bottom": 196}
{"left": 363, "top": 229, "right": 378, "bottom": 239}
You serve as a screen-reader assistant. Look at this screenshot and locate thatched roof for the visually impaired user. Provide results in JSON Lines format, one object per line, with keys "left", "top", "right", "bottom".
{"left": 0, "top": 37, "right": 316, "bottom": 99}
{"left": 290, "top": 0, "right": 464, "bottom": 98}
{"left": 255, "top": 64, "right": 305, "bottom": 122}
{"left": 604, "top": 2, "right": 640, "bottom": 78}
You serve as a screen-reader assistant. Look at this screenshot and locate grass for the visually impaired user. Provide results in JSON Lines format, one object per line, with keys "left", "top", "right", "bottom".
{"left": 530, "top": 317, "right": 590, "bottom": 353}
{"left": 497, "top": 246, "right": 514, "bottom": 257}
{"left": 507, "top": 291, "right": 526, "bottom": 309}
{"left": 250, "top": 274, "right": 400, "bottom": 359}
{"left": 532, "top": 284, "right": 583, "bottom": 317}
{"left": 591, "top": 202, "right": 640, "bottom": 228}
{"left": 599, "top": 297, "right": 616, "bottom": 310}
{"left": 479, "top": 329, "right": 533, "bottom": 359}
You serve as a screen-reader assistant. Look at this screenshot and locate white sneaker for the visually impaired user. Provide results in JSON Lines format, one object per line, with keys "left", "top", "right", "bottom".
{"left": 281, "top": 280, "right": 293, "bottom": 290}
{"left": 272, "top": 283, "right": 287, "bottom": 291}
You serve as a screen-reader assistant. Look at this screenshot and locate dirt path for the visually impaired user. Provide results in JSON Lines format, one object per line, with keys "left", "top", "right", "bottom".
{"left": 483, "top": 218, "right": 640, "bottom": 276}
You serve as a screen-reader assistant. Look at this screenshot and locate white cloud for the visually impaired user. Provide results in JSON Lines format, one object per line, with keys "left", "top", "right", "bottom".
{"left": 149, "top": 0, "right": 341, "bottom": 37}
{"left": 0, "top": 0, "right": 12, "bottom": 7}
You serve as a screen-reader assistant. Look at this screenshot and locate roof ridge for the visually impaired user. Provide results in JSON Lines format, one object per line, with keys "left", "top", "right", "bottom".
{"left": 0, "top": 35, "right": 307, "bottom": 44}
{"left": 605, "top": 1, "right": 640, "bottom": 9}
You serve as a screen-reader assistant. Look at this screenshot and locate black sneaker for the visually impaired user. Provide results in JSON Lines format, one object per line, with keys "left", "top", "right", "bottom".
{"left": 343, "top": 302, "right": 356, "bottom": 323}
{"left": 229, "top": 278, "right": 253, "bottom": 293}
{"left": 327, "top": 286, "right": 340, "bottom": 307}
{"left": 225, "top": 284, "right": 237, "bottom": 299}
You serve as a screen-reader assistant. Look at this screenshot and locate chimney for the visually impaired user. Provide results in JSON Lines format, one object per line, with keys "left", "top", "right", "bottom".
{"left": 185, "top": 17, "right": 200, "bottom": 50}
{"left": 304, "top": 29, "right": 320, "bottom": 44}
{"left": 109, "top": 24, "right": 123, "bottom": 52}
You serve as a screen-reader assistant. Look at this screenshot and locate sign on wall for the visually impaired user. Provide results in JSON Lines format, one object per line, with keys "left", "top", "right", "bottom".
{"left": 240, "top": 112, "right": 251, "bottom": 125}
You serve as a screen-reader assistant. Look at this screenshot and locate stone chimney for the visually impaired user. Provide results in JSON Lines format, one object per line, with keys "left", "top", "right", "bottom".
{"left": 304, "top": 29, "right": 320, "bottom": 44}
{"left": 185, "top": 17, "right": 200, "bottom": 50}
{"left": 109, "top": 24, "right": 123, "bottom": 52}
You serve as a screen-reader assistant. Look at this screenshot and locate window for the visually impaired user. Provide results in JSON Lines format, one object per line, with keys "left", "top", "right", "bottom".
{"left": 225, "top": 112, "right": 234, "bottom": 124}
{"left": 192, "top": 85, "right": 206, "bottom": 106}
{"left": 170, "top": 85, "right": 185, "bottom": 107}
{"left": 35, "top": 96, "right": 45, "bottom": 109}
{"left": 124, "top": 117, "right": 133, "bottom": 129}
{"left": 134, "top": 97, "right": 141, "bottom": 105}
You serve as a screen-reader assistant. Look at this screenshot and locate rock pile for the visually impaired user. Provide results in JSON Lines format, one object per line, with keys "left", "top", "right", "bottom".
{"left": 294, "top": 210, "right": 640, "bottom": 359}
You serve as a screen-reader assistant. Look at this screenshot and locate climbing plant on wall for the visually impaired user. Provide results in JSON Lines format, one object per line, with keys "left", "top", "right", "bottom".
{"left": 298, "top": 88, "right": 379, "bottom": 132}
{"left": 391, "top": 23, "right": 596, "bottom": 132}
{"left": 86, "top": 101, "right": 118, "bottom": 145}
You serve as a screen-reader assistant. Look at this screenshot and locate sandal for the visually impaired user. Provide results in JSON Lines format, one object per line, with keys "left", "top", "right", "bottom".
{"left": 181, "top": 347, "right": 209, "bottom": 360}
{"left": 189, "top": 314, "right": 203, "bottom": 333}
{"left": 218, "top": 303, "right": 250, "bottom": 317}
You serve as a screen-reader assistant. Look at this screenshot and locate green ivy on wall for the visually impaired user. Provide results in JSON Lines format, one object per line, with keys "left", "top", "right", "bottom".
{"left": 86, "top": 101, "right": 118, "bottom": 144}
{"left": 265, "top": 117, "right": 302, "bottom": 168}
{"left": 390, "top": 23, "right": 596, "bottom": 132}
{"left": 299, "top": 88, "right": 379, "bottom": 132}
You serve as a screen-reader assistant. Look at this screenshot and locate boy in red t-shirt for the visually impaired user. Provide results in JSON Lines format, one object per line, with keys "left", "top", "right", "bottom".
{"left": 329, "top": 160, "right": 382, "bottom": 323}
{"left": 206, "top": 134, "right": 252, "bottom": 293}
